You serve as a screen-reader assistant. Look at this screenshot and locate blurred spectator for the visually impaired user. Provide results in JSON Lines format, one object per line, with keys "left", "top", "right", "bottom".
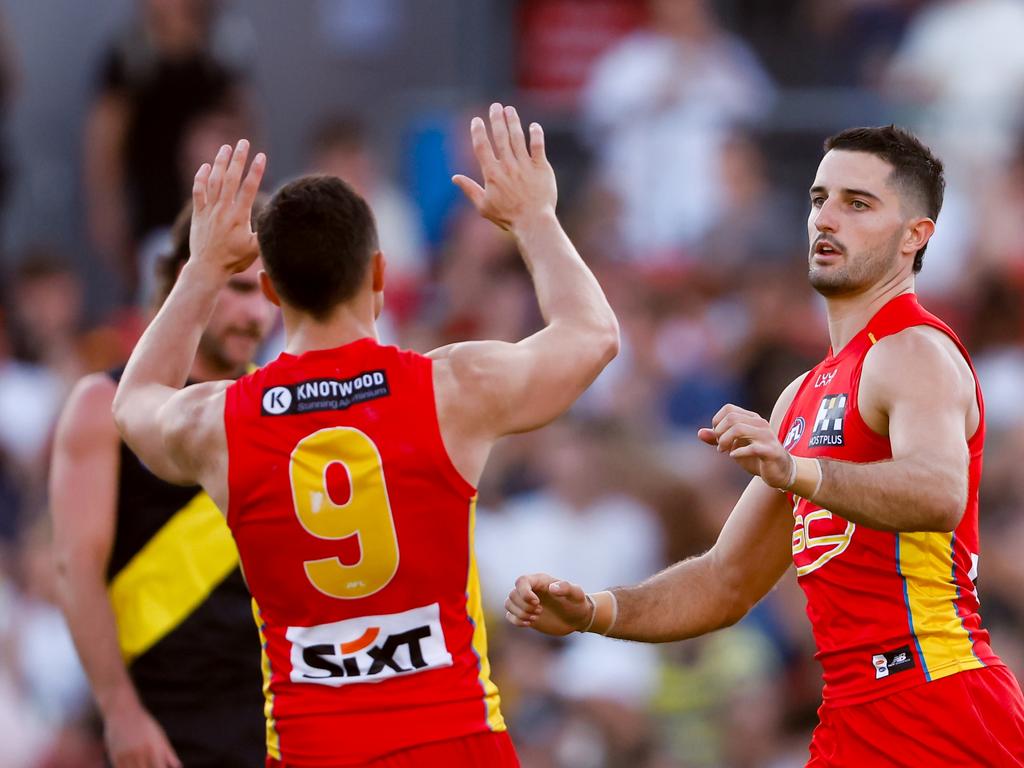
{"left": 581, "top": 0, "right": 774, "bottom": 263}
{"left": 83, "top": 0, "right": 253, "bottom": 292}
{"left": 422, "top": 206, "right": 538, "bottom": 347}
{"left": 0, "top": 518, "right": 98, "bottom": 768}
{"left": 885, "top": 0, "right": 1024, "bottom": 175}
{"left": 477, "top": 417, "right": 666, "bottom": 764}
{"left": 0, "top": 306, "right": 63, "bottom": 479}
{"left": 696, "top": 132, "right": 803, "bottom": 271}
{"left": 136, "top": 103, "right": 253, "bottom": 307}
{"left": 732, "top": 0, "right": 916, "bottom": 88}
{"left": 6, "top": 249, "right": 87, "bottom": 388}
{"left": 309, "top": 116, "right": 429, "bottom": 313}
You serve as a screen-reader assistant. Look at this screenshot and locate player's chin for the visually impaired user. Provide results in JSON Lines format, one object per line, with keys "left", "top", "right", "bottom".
{"left": 224, "top": 336, "right": 261, "bottom": 365}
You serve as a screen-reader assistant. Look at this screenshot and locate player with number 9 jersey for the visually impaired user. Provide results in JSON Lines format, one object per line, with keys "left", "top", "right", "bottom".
{"left": 113, "top": 105, "right": 619, "bottom": 768}
{"left": 225, "top": 339, "right": 507, "bottom": 766}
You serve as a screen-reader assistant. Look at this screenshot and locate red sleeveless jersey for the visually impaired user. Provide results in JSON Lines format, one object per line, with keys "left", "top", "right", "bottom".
{"left": 224, "top": 338, "right": 505, "bottom": 766}
{"left": 778, "top": 294, "right": 1002, "bottom": 707}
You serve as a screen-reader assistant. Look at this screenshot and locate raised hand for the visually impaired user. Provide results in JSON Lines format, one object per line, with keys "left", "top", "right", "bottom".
{"left": 504, "top": 573, "right": 591, "bottom": 637}
{"left": 698, "top": 404, "right": 794, "bottom": 489}
{"left": 189, "top": 139, "right": 267, "bottom": 279}
{"left": 452, "top": 103, "right": 556, "bottom": 231}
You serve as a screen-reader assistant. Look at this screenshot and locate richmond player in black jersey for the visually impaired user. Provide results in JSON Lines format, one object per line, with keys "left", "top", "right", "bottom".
{"left": 51, "top": 204, "right": 275, "bottom": 768}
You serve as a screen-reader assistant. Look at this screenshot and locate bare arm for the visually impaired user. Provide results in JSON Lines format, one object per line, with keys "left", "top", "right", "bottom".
{"left": 813, "top": 326, "right": 974, "bottom": 531}
{"left": 706, "top": 326, "right": 974, "bottom": 532}
{"left": 112, "top": 140, "right": 264, "bottom": 502}
{"left": 432, "top": 104, "right": 619, "bottom": 483}
{"left": 505, "top": 374, "right": 806, "bottom": 641}
{"left": 51, "top": 375, "right": 181, "bottom": 768}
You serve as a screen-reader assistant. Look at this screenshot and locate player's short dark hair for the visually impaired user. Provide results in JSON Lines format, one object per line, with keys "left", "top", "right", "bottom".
{"left": 154, "top": 195, "right": 267, "bottom": 306}
{"left": 824, "top": 125, "right": 945, "bottom": 273}
{"left": 256, "top": 175, "right": 378, "bottom": 320}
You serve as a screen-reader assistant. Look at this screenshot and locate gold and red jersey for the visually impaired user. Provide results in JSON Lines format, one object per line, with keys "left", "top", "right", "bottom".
{"left": 779, "top": 294, "right": 1002, "bottom": 707}
{"left": 224, "top": 338, "right": 504, "bottom": 766}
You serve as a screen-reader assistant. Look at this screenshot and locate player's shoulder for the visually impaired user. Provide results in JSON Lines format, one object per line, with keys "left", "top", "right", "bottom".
{"left": 862, "top": 324, "right": 975, "bottom": 412}
{"left": 769, "top": 370, "right": 813, "bottom": 430}
{"left": 56, "top": 373, "right": 120, "bottom": 449}
{"left": 864, "top": 324, "right": 970, "bottom": 384}
{"left": 66, "top": 372, "right": 118, "bottom": 423}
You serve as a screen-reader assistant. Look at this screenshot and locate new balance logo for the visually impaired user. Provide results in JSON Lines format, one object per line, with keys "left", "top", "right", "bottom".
{"left": 872, "top": 645, "right": 915, "bottom": 680}
{"left": 809, "top": 394, "right": 847, "bottom": 447}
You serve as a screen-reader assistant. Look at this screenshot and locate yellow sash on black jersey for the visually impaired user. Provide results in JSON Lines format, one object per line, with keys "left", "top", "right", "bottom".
{"left": 108, "top": 492, "right": 238, "bottom": 663}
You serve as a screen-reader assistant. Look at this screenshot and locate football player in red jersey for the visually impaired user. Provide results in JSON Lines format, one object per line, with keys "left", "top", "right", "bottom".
{"left": 112, "top": 102, "right": 618, "bottom": 768}
{"left": 506, "top": 125, "right": 1024, "bottom": 767}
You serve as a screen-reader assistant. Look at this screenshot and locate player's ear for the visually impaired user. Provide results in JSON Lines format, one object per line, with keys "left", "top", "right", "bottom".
{"left": 371, "top": 251, "right": 386, "bottom": 293}
{"left": 904, "top": 216, "right": 935, "bottom": 260}
{"left": 259, "top": 270, "right": 281, "bottom": 307}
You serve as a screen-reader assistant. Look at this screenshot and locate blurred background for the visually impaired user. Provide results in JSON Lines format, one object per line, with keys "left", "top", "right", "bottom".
{"left": 2, "top": 0, "right": 1024, "bottom": 766}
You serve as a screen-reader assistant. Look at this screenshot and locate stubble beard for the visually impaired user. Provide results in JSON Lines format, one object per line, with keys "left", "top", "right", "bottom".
{"left": 198, "top": 329, "right": 254, "bottom": 377}
{"left": 808, "top": 233, "right": 902, "bottom": 298}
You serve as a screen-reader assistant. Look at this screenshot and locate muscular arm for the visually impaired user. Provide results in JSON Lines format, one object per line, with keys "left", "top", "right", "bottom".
{"left": 113, "top": 140, "right": 264, "bottom": 504}
{"left": 608, "top": 477, "right": 794, "bottom": 641}
{"left": 506, "top": 374, "right": 806, "bottom": 641}
{"left": 111, "top": 257, "right": 229, "bottom": 487}
{"left": 705, "top": 326, "right": 974, "bottom": 533}
{"left": 51, "top": 375, "right": 181, "bottom": 767}
{"left": 810, "top": 326, "right": 974, "bottom": 532}
{"left": 432, "top": 105, "right": 618, "bottom": 483}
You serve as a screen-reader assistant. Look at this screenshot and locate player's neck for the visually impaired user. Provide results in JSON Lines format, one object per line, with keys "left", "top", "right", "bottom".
{"left": 281, "top": 300, "right": 378, "bottom": 356}
{"left": 824, "top": 276, "right": 915, "bottom": 353}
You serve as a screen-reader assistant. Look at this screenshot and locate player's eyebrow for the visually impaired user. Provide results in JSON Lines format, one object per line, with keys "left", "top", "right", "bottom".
{"left": 810, "top": 185, "right": 882, "bottom": 203}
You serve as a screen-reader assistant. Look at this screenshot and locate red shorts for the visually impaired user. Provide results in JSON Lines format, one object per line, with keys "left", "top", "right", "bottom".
{"left": 267, "top": 730, "right": 519, "bottom": 768}
{"left": 807, "top": 665, "right": 1024, "bottom": 767}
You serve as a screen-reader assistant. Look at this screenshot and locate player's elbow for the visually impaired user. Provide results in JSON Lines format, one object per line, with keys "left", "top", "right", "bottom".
{"left": 579, "top": 309, "right": 620, "bottom": 371}
{"left": 930, "top": 494, "right": 966, "bottom": 533}
{"left": 594, "top": 314, "right": 620, "bottom": 368}
{"left": 719, "top": 590, "right": 756, "bottom": 629}
{"left": 928, "top": 467, "right": 968, "bottom": 532}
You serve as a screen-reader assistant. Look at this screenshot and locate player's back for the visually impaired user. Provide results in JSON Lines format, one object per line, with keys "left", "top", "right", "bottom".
{"left": 224, "top": 337, "right": 505, "bottom": 767}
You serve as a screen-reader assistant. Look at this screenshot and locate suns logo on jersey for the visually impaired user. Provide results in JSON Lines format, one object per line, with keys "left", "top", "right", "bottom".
{"left": 791, "top": 500, "right": 856, "bottom": 577}
{"left": 286, "top": 603, "right": 452, "bottom": 687}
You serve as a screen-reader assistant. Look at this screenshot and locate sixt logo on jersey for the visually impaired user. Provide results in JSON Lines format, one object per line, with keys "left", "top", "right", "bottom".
{"left": 809, "top": 393, "right": 847, "bottom": 447}
{"left": 261, "top": 371, "right": 390, "bottom": 416}
{"left": 871, "top": 645, "right": 915, "bottom": 680}
{"left": 286, "top": 603, "right": 452, "bottom": 687}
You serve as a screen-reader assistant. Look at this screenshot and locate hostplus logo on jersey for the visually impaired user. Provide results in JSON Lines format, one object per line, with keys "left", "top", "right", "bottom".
{"left": 809, "top": 394, "right": 847, "bottom": 447}
{"left": 261, "top": 370, "right": 390, "bottom": 416}
{"left": 286, "top": 603, "right": 452, "bottom": 687}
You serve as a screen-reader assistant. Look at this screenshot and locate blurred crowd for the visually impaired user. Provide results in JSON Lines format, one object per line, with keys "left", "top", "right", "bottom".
{"left": 3, "top": 0, "right": 1024, "bottom": 766}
